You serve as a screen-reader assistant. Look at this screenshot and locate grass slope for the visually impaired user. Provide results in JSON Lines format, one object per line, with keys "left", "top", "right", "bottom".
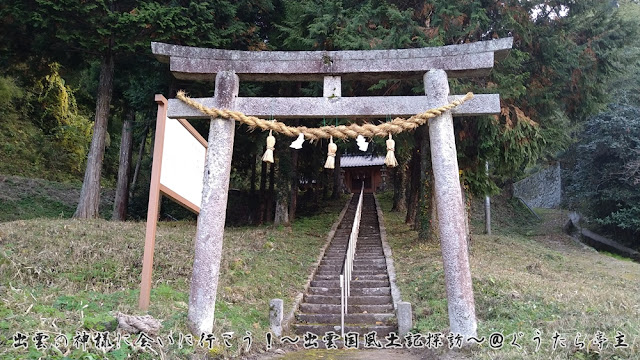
{"left": 379, "top": 192, "right": 640, "bottom": 360}
{"left": 0, "top": 175, "right": 114, "bottom": 221}
{"left": 0, "top": 196, "right": 346, "bottom": 359}
{"left": 2, "top": 186, "right": 638, "bottom": 360}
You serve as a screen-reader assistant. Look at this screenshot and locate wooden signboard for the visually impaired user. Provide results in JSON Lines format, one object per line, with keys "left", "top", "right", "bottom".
{"left": 138, "top": 95, "right": 206, "bottom": 310}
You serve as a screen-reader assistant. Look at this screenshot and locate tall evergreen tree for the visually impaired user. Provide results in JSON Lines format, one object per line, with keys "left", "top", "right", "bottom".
{"left": 24, "top": 0, "right": 282, "bottom": 218}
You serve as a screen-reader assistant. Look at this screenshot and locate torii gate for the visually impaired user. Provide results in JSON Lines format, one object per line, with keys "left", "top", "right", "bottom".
{"left": 141, "top": 38, "right": 513, "bottom": 339}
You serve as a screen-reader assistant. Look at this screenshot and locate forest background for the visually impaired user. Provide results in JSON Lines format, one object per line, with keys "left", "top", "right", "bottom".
{"left": 0, "top": 0, "right": 639, "bottom": 246}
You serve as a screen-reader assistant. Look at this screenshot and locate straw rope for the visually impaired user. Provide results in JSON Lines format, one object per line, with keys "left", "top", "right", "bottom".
{"left": 114, "top": 312, "right": 162, "bottom": 335}
{"left": 176, "top": 91, "right": 473, "bottom": 140}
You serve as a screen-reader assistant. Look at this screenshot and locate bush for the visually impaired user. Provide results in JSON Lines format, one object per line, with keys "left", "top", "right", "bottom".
{"left": 566, "top": 104, "right": 640, "bottom": 246}
{"left": 36, "top": 63, "right": 93, "bottom": 176}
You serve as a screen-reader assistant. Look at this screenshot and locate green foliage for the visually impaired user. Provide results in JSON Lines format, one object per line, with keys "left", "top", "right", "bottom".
{"left": 276, "top": 0, "right": 425, "bottom": 51}
{"left": 566, "top": 104, "right": 640, "bottom": 244}
{"left": 477, "top": 115, "right": 544, "bottom": 182}
{"left": 0, "top": 76, "right": 23, "bottom": 112}
{"left": 0, "top": 0, "right": 638, "bottom": 223}
{"left": 453, "top": 0, "right": 638, "bottom": 194}
{"left": 0, "top": 74, "right": 87, "bottom": 181}
{"left": 35, "top": 64, "right": 92, "bottom": 175}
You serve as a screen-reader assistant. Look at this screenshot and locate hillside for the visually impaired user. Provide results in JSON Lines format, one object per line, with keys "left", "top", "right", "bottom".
{"left": 0, "top": 175, "right": 114, "bottom": 221}
{"left": 379, "top": 192, "right": 640, "bottom": 360}
{"left": 0, "top": 194, "right": 347, "bottom": 359}
{"left": 0, "top": 186, "right": 638, "bottom": 359}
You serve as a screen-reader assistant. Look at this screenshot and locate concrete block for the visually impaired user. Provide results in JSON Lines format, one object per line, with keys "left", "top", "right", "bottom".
{"left": 397, "top": 301, "right": 413, "bottom": 336}
{"left": 270, "top": 299, "right": 284, "bottom": 337}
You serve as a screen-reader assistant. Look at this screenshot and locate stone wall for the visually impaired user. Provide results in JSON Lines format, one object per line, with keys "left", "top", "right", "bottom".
{"left": 513, "top": 163, "right": 562, "bottom": 208}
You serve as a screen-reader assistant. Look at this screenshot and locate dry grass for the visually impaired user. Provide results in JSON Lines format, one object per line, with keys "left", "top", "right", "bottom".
{"left": 0, "top": 174, "right": 114, "bottom": 221}
{"left": 379, "top": 192, "right": 640, "bottom": 360}
{"left": 0, "top": 196, "right": 346, "bottom": 359}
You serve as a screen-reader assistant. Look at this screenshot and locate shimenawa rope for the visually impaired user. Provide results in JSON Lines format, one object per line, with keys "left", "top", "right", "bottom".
{"left": 176, "top": 91, "right": 473, "bottom": 167}
{"left": 176, "top": 91, "right": 473, "bottom": 140}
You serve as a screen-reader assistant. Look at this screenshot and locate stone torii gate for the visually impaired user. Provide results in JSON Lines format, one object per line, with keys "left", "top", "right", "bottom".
{"left": 143, "top": 38, "right": 513, "bottom": 338}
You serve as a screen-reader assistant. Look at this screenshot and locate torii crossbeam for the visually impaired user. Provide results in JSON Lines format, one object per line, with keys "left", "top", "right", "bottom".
{"left": 142, "top": 38, "right": 513, "bottom": 339}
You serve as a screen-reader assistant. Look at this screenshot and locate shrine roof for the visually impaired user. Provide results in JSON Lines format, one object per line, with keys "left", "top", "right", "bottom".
{"left": 341, "top": 155, "right": 386, "bottom": 168}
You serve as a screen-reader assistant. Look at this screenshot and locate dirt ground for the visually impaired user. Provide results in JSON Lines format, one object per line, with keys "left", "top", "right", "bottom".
{"left": 256, "top": 348, "right": 469, "bottom": 360}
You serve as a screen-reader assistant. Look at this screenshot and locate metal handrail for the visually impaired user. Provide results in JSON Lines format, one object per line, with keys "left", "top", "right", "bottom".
{"left": 340, "top": 183, "right": 364, "bottom": 338}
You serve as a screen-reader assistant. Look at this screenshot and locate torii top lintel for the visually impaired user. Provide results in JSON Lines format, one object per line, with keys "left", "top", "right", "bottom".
{"left": 151, "top": 38, "right": 513, "bottom": 82}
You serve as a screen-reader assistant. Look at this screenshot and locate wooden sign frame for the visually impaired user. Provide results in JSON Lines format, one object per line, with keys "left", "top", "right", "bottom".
{"left": 138, "top": 95, "right": 207, "bottom": 310}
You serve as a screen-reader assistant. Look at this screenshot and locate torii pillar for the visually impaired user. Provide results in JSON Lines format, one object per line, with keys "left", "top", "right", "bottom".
{"left": 187, "top": 71, "right": 238, "bottom": 334}
{"left": 426, "top": 70, "right": 476, "bottom": 337}
{"left": 148, "top": 37, "right": 512, "bottom": 338}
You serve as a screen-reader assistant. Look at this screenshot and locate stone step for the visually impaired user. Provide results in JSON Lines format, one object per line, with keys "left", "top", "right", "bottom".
{"left": 314, "top": 270, "right": 389, "bottom": 277}
{"left": 313, "top": 274, "right": 340, "bottom": 280}
{"left": 313, "top": 273, "right": 388, "bottom": 281}
{"left": 320, "top": 260, "right": 346, "bottom": 266}
{"left": 353, "top": 254, "right": 386, "bottom": 259}
{"left": 351, "top": 274, "right": 389, "bottom": 280}
{"left": 309, "top": 287, "right": 391, "bottom": 296}
{"left": 355, "top": 249, "right": 385, "bottom": 254}
{"left": 353, "top": 258, "right": 385, "bottom": 263}
{"left": 299, "top": 303, "right": 394, "bottom": 314}
{"left": 296, "top": 313, "right": 396, "bottom": 325}
{"left": 351, "top": 269, "right": 388, "bottom": 275}
{"left": 321, "top": 256, "right": 350, "bottom": 260}
{"left": 354, "top": 257, "right": 386, "bottom": 262}
{"left": 320, "top": 259, "right": 386, "bottom": 266}
{"left": 303, "top": 294, "right": 393, "bottom": 305}
{"left": 316, "top": 264, "right": 387, "bottom": 272}
{"left": 316, "top": 267, "right": 388, "bottom": 273}
{"left": 325, "top": 244, "right": 380, "bottom": 248}
{"left": 293, "top": 324, "right": 397, "bottom": 337}
{"left": 310, "top": 279, "right": 390, "bottom": 288}
{"left": 296, "top": 194, "right": 400, "bottom": 337}
{"left": 322, "top": 253, "right": 384, "bottom": 258}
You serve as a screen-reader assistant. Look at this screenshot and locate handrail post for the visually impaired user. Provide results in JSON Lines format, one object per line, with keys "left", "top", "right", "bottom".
{"left": 340, "top": 274, "right": 345, "bottom": 339}
{"left": 340, "top": 183, "right": 365, "bottom": 339}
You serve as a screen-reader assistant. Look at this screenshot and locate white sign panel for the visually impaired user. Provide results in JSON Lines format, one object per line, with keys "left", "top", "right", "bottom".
{"left": 159, "top": 117, "right": 206, "bottom": 209}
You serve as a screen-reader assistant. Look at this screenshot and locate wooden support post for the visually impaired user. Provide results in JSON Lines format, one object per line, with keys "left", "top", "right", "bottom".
{"left": 187, "top": 71, "right": 239, "bottom": 334}
{"left": 323, "top": 76, "right": 341, "bottom": 98}
{"left": 139, "top": 95, "right": 168, "bottom": 310}
{"left": 485, "top": 161, "right": 491, "bottom": 235}
{"left": 425, "top": 69, "right": 477, "bottom": 338}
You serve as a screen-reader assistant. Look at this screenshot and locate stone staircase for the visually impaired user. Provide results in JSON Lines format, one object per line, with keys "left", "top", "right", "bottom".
{"left": 293, "top": 193, "right": 397, "bottom": 336}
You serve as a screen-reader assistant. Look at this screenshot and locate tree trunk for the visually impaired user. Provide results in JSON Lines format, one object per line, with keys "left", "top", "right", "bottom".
{"left": 266, "top": 163, "right": 275, "bottom": 222}
{"left": 431, "top": 190, "right": 439, "bottom": 239}
{"left": 461, "top": 179, "right": 471, "bottom": 246}
{"left": 322, "top": 169, "right": 329, "bottom": 200}
{"left": 405, "top": 143, "right": 420, "bottom": 226}
{"left": 129, "top": 122, "right": 149, "bottom": 200}
{"left": 247, "top": 152, "right": 258, "bottom": 224}
{"left": 289, "top": 149, "right": 298, "bottom": 223}
{"left": 258, "top": 160, "right": 267, "bottom": 224}
{"left": 112, "top": 110, "right": 134, "bottom": 221}
{"left": 391, "top": 163, "right": 407, "bottom": 212}
{"left": 274, "top": 198, "right": 289, "bottom": 226}
{"left": 274, "top": 141, "right": 292, "bottom": 226}
{"left": 331, "top": 151, "right": 341, "bottom": 199}
{"left": 74, "top": 53, "right": 114, "bottom": 219}
{"left": 402, "top": 159, "right": 411, "bottom": 214}
{"left": 417, "top": 126, "right": 438, "bottom": 242}
{"left": 250, "top": 152, "right": 257, "bottom": 195}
